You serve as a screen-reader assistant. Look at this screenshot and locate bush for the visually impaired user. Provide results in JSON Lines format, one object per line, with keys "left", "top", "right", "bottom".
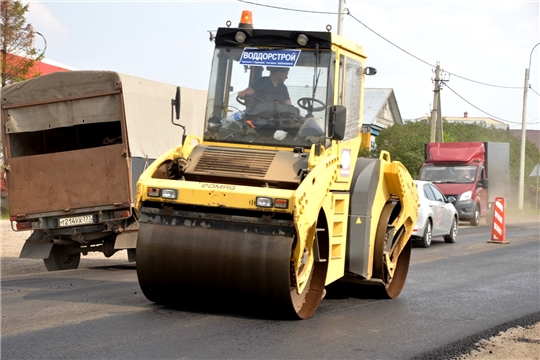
{"left": 1, "top": 194, "right": 9, "bottom": 219}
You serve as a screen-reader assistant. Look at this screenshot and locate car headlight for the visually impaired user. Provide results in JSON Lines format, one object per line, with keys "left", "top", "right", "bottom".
{"left": 459, "top": 191, "right": 472, "bottom": 202}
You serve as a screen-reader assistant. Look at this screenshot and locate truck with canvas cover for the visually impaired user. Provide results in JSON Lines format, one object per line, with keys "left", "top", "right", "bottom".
{"left": 1, "top": 70, "right": 207, "bottom": 270}
{"left": 419, "top": 142, "right": 510, "bottom": 226}
{"left": 134, "top": 11, "right": 419, "bottom": 319}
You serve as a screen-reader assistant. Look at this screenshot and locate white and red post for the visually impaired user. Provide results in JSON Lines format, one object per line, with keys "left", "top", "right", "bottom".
{"left": 488, "top": 197, "right": 509, "bottom": 244}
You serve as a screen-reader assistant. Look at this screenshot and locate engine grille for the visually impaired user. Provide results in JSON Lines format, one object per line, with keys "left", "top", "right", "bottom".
{"left": 193, "top": 147, "right": 276, "bottom": 178}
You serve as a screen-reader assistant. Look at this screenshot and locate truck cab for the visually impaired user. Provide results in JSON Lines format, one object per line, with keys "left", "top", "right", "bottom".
{"left": 420, "top": 161, "right": 487, "bottom": 225}
{"left": 419, "top": 142, "right": 509, "bottom": 226}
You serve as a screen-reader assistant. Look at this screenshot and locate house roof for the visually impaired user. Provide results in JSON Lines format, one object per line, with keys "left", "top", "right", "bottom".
{"left": 510, "top": 129, "right": 540, "bottom": 150}
{"left": 363, "top": 88, "right": 402, "bottom": 128}
{"left": 413, "top": 115, "right": 509, "bottom": 130}
{"left": 0, "top": 54, "right": 75, "bottom": 84}
{"left": 443, "top": 116, "right": 509, "bottom": 130}
{"left": 36, "top": 58, "right": 77, "bottom": 75}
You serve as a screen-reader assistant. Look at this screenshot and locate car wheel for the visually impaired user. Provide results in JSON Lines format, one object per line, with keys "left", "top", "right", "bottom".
{"left": 444, "top": 217, "right": 457, "bottom": 243}
{"left": 420, "top": 220, "right": 432, "bottom": 248}
{"left": 469, "top": 205, "right": 480, "bottom": 226}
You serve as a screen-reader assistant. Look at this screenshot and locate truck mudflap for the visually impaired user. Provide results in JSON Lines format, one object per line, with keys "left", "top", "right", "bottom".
{"left": 19, "top": 230, "right": 53, "bottom": 259}
{"left": 136, "top": 210, "right": 326, "bottom": 319}
{"left": 113, "top": 220, "right": 139, "bottom": 250}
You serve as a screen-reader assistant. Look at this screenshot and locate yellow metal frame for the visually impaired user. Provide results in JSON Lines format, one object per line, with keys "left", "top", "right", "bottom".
{"left": 134, "top": 31, "right": 418, "bottom": 296}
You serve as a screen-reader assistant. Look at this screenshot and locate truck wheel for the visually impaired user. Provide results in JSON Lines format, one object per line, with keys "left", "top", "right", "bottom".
{"left": 444, "top": 217, "right": 457, "bottom": 243}
{"left": 469, "top": 206, "right": 480, "bottom": 226}
{"left": 420, "top": 220, "right": 432, "bottom": 248}
{"left": 43, "top": 244, "right": 81, "bottom": 271}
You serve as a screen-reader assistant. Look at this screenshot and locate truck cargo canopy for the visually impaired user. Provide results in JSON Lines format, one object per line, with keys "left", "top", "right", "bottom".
{"left": 2, "top": 70, "right": 207, "bottom": 159}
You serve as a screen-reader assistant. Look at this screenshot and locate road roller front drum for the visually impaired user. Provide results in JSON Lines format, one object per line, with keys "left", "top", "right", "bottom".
{"left": 136, "top": 216, "right": 328, "bottom": 319}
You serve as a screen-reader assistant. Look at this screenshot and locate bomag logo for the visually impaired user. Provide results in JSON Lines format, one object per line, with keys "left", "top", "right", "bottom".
{"left": 201, "top": 183, "right": 236, "bottom": 190}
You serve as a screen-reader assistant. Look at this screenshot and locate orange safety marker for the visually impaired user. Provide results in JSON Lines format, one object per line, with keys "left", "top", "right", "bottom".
{"left": 488, "top": 197, "right": 509, "bottom": 244}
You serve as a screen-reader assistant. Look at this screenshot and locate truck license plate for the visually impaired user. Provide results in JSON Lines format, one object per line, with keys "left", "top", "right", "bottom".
{"left": 59, "top": 215, "right": 94, "bottom": 227}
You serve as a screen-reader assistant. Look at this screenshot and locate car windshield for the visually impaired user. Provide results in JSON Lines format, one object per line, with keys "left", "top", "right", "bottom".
{"left": 203, "top": 46, "right": 333, "bottom": 148}
{"left": 420, "top": 165, "right": 478, "bottom": 184}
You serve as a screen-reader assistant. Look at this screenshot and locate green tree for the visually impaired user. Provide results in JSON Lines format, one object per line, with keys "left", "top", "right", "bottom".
{"left": 370, "top": 120, "right": 540, "bottom": 189}
{"left": 0, "top": 0, "right": 43, "bottom": 87}
{"left": 369, "top": 119, "right": 431, "bottom": 178}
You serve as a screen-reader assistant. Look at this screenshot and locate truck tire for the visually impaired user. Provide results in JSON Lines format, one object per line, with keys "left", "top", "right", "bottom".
{"left": 43, "top": 244, "right": 81, "bottom": 271}
{"left": 469, "top": 205, "right": 480, "bottom": 226}
{"left": 444, "top": 217, "right": 457, "bottom": 243}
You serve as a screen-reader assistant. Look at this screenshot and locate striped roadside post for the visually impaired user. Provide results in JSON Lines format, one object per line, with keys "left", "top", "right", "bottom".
{"left": 487, "top": 197, "right": 509, "bottom": 244}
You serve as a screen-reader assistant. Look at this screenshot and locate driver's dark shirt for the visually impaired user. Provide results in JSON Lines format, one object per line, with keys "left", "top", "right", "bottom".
{"left": 250, "top": 77, "right": 290, "bottom": 104}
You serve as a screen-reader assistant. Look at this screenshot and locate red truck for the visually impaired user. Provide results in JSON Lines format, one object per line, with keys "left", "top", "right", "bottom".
{"left": 419, "top": 142, "right": 510, "bottom": 226}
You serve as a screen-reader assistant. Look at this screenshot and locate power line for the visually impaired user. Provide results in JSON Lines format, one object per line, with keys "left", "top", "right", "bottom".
{"left": 346, "top": 14, "right": 523, "bottom": 89}
{"left": 238, "top": 0, "right": 338, "bottom": 15}
{"left": 511, "top": 119, "right": 539, "bottom": 125}
{"left": 510, "top": 120, "right": 539, "bottom": 129}
{"left": 238, "top": 0, "right": 525, "bottom": 89}
{"left": 444, "top": 83, "right": 525, "bottom": 125}
{"left": 346, "top": 13, "right": 435, "bottom": 69}
{"left": 445, "top": 72, "right": 522, "bottom": 89}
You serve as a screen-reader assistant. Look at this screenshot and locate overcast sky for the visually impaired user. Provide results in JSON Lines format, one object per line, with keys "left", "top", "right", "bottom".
{"left": 28, "top": 1, "right": 539, "bottom": 130}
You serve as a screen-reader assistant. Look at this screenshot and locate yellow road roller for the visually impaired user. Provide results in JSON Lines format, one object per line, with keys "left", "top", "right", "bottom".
{"left": 134, "top": 11, "right": 418, "bottom": 319}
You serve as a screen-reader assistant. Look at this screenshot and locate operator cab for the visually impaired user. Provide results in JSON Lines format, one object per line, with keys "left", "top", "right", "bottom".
{"left": 205, "top": 46, "right": 332, "bottom": 148}
{"left": 203, "top": 12, "right": 365, "bottom": 149}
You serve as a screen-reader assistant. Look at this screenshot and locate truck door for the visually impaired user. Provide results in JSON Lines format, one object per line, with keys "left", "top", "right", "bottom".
{"left": 478, "top": 166, "right": 487, "bottom": 216}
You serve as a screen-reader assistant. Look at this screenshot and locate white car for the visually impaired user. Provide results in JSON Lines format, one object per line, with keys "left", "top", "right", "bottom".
{"left": 412, "top": 180, "right": 459, "bottom": 248}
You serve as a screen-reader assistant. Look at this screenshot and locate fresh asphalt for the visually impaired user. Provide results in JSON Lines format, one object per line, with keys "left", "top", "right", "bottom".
{"left": 1, "top": 222, "right": 538, "bottom": 359}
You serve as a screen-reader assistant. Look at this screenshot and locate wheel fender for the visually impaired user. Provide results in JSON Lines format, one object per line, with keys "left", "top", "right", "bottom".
{"left": 476, "top": 201, "right": 482, "bottom": 216}
{"left": 292, "top": 155, "right": 340, "bottom": 291}
{"left": 346, "top": 157, "right": 381, "bottom": 277}
{"left": 381, "top": 157, "right": 418, "bottom": 254}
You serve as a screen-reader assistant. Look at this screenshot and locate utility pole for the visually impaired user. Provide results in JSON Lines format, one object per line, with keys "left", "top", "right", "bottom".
{"left": 518, "top": 42, "right": 540, "bottom": 210}
{"left": 518, "top": 68, "right": 529, "bottom": 210}
{"left": 430, "top": 63, "right": 441, "bottom": 143}
{"left": 337, "top": 0, "right": 345, "bottom": 35}
{"left": 437, "top": 84, "right": 443, "bottom": 142}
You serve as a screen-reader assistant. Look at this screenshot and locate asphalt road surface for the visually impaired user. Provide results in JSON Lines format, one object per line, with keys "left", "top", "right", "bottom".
{"left": 1, "top": 221, "right": 538, "bottom": 359}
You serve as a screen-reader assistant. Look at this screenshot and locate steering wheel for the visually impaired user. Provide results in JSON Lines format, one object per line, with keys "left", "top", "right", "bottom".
{"left": 297, "top": 97, "right": 326, "bottom": 113}
{"left": 236, "top": 94, "right": 266, "bottom": 111}
{"left": 236, "top": 95, "right": 246, "bottom": 106}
